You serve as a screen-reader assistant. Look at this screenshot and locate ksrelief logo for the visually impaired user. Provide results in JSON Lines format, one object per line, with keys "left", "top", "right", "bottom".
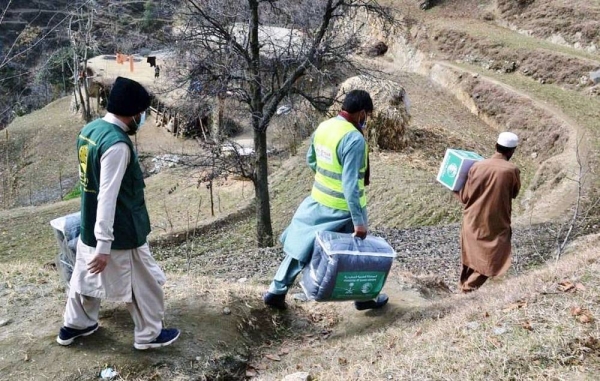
{"left": 446, "top": 163, "right": 458, "bottom": 178}
{"left": 78, "top": 144, "right": 89, "bottom": 187}
{"left": 361, "top": 283, "right": 373, "bottom": 294}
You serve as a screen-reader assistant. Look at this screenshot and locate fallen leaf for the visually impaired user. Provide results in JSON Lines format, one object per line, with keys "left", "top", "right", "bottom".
{"left": 580, "top": 315, "right": 593, "bottom": 324}
{"left": 483, "top": 311, "right": 490, "bottom": 318}
{"left": 487, "top": 336, "right": 502, "bottom": 348}
{"left": 265, "top": 354, "right": 281, "bottom": 362}
{"left": 521, "top": 321, "right": 533, "bottom": 331}
{"left": 571, "top": 306, "right": 583, "bottom": 316}
{"left": 502, "top": 300, "right": 527, "bottom": 312}
{"left": 414, "top": 328, "right": 423, "bottom": 337}
{"left": 338, "top": 357, "right": 348, "bottom": 365}
{"left": 246, "top": 369, "right": 258, "bottom": 377}
{"left": 558, "top": 281, "right": 575, "bottom": 292}
{"left": 279, "top": 348, "right": 290, "bottom": 355}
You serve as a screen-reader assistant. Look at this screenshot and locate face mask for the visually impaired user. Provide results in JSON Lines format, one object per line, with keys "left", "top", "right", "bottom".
{"left": 137, "top": 111, "right": 147, "bottom": 129}
{"left": 127, "top": 111, "right": 146, "bottom": 135}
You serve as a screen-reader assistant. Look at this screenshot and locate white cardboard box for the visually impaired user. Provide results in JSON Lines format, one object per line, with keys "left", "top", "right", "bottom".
{"left": 436, "top": 149, "right": 484, "bottom": 191}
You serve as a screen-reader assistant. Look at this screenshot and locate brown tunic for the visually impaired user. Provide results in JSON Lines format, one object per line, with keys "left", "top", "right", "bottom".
{"left": 459, "top": 153, "right": 521, "bottom": 277}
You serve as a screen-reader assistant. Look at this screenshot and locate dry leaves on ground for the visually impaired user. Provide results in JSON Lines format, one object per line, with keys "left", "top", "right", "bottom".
{"left": 502, "top": 299, "right": 528, "bottom": 312}
{"left": 570, "top": 306, "right": 595, "bottom": 324}
{"left": 558, "top": 281, "right": 586, "bottom": 293}
{"left": 520, "top": 321, "right": 534, "bottom": 331}
{"left": 265, "top": 354, "right": 282, "bottom": 361}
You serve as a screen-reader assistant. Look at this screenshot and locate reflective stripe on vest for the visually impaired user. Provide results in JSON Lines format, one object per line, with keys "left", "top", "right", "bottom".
{"left": 311, "top": 117, "right": 367, "bottom": 211}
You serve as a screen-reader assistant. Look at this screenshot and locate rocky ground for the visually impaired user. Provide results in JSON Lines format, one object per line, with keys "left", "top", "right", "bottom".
{"left": 375, "top": 222, "right": 560, "bottom": 288}
{"left": 154, "top": 219, "right": 562, "bottom": 293}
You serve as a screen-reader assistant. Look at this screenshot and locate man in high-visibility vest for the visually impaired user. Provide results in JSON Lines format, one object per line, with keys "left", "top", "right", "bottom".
{"left": 264, "top": 90, "right": 388, "bottom": 311}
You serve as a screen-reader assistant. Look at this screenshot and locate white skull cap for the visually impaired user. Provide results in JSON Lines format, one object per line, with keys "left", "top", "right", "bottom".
{"left": 497, "top": 132, "right": 518, "bottom": 148}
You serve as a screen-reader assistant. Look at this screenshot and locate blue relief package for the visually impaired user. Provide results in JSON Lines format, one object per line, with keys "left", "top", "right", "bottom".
{"left": 300, "top": 231, "right": 396, "bottom": 302}
{"left": 50, "top": 212, "right": 81, "bottom": 289}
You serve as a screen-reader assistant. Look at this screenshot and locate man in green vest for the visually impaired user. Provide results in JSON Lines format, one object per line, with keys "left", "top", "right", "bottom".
{"left": 263, "top": 90, "right": 388, "bottom": 311}
{"left": 57, "top": 77, "right": 179, "bottom": 350}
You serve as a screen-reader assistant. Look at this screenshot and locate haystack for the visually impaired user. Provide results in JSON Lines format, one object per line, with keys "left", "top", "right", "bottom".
{"left": 335, "top": 75, "right": 410, "bottom": 151}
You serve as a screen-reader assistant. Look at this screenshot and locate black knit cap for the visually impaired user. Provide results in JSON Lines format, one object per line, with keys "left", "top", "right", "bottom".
{"left": 341, "top": 89, "right": 374, "bottom": 114}
{"left": 107, "top": 77, "right": 151, "bottom": 117}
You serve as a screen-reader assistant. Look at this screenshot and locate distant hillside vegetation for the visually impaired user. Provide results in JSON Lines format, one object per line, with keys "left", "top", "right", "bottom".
{"left": 0, "top": 0, "right": 177, "bottom": 129}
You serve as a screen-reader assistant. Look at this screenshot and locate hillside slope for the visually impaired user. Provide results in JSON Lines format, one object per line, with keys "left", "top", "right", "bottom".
{"left": 1, "top": 0, "right": 600, "bottom": 380}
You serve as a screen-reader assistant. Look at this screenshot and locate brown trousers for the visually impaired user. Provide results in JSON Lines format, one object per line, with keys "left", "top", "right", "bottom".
{"left": 459, "top": 265, "right": 488, "bottom": 293}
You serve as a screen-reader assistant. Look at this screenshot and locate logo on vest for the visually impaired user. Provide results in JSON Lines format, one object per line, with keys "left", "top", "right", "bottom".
{"left": 315, "top": 145, "right": 333, "bottom": 164}
{"left": 78, "top": 145, "right": 89, "bottom": 188}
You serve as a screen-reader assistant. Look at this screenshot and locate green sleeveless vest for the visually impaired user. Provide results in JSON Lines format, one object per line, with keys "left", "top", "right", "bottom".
{"left": 77, "top": 119, "right": 150, "bottom": 250}
{"left": 311, "top": 117, "right": 367, "bottom": 211}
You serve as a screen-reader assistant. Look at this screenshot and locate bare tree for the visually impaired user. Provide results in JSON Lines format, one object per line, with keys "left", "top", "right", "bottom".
{"left": 67, "top": 1, "right": 100, "bottom": 122}
{"left": 172, "top": 0, "right": 394, "bottom": 247}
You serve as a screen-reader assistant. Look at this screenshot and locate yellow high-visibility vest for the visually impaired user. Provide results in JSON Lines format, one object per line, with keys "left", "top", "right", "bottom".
{"left": 311, "top": 117, "right": 367, "bottom": 211}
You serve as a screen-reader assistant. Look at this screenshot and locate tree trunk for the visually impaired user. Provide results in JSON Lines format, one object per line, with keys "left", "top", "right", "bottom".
{"left": 254, "top": 128, "right": 273, "bottom": 247}
{"left": 76, "top": 78, "right": 89, "bottom": 121}
{"left": 247, "top": 0, "right": 273, "bottom": 247}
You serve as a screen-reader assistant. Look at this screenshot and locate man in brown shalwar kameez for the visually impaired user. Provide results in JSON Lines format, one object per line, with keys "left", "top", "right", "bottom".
{"left": 455, "top": 132, "right": 521, "bottom": 293}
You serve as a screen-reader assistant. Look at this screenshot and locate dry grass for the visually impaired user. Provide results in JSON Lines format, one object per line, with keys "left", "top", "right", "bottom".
{"left": 417, "top": 23, "right": 600, "bottom": 90}
{"left": 0, "top": 200, "right": 79, "bottom": 264}
{"left": 497, "top": 0, "right": 600, "bottom": 50}
{"left": 451, "top": 61, "right": 600, "bottom": 182}
{"left": 0, "top": 97, "right": 83, "bottom": 208}
{"left": 460, "top": 77, "right": 568, "bottom": 160}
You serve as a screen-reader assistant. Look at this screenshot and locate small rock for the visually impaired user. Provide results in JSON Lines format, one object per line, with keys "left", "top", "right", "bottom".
{"left": 365, "top": 40, "right": 389, "bottom": 57}
{"left": 466, "top": 321, "right": 480, "bottom": 330}
{"left": 282, "top": 372, "right": 313, "bottom": 381}
{"left": 531, "top": 152, "right": 538, "bottom": 159}
{"left": 237, "top": 277, "right": 248, "bottom": 283}
{"left": 196, "top": 356, "right": 202, "bottom": 361}
{"left": 493, "top": 326, "right": 507, "bottom": 335}
{"left": 223, "top": 307, "right": 231, "bottom": 315}
{"left": 482, "top": 12, "right": 495, "bottom": 21}
{"left": 0, "top": 319, "right": 12, "bottom": 327}
{"left": 590, "top": 69, "right": 600, "bottom": 85}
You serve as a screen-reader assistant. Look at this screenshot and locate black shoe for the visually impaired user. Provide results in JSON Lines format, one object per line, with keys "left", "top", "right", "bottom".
{"left": 354, "top": 293, "right": 389, "bottom": 311}
{"left": 56, "top": 323, "right": 99, "bottom": 346}
{"left": 263, "top": 292, "right": 287, "bottom": 310}
{"left": 134, "top": 328, "right": 180, "bottom": 350}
